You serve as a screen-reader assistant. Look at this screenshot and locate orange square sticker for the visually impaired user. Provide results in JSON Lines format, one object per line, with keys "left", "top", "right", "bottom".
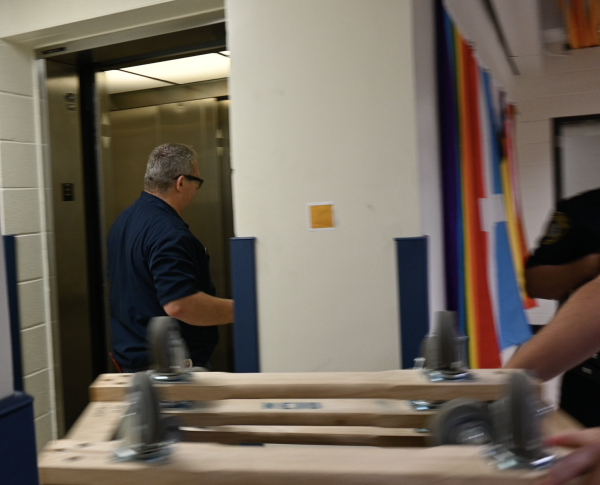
{"left": 308, "top": 203, "right": 335, "bottom": 230}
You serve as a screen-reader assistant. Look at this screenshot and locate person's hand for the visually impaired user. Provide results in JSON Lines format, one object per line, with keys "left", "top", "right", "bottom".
{"left": 541, "top": 428, "right": 600, "bottom": 485}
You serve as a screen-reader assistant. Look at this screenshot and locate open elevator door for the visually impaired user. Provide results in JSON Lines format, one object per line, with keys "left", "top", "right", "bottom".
{"left": 42, "top": 22, "right": 233, "bottom": 432}
{"left": 97, "top": 77, "right": 234, "bottom": 371}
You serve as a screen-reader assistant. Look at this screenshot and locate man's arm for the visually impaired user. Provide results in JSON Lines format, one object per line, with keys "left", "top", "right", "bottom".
{"left": 164, "top": 292, "right": 233, "bottom": 327}
{"left": 525, "top": 253, "right": 600, "bottom": 300}
{"left": 506, "top": 274, "right": 600, "bottom": 380}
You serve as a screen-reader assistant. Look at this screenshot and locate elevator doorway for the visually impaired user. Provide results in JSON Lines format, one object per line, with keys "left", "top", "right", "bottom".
{"left": 43, "top": 23, "right": 234, "bottom": 432}
{"left": 99, "top": 81, "right": 234, "bottom": 371}
{"left": 554, "top": 115, "right": 600, "bottom": 200}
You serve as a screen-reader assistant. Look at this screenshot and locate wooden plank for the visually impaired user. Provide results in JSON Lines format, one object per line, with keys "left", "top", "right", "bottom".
{"left": 65, "top": 402, "right": 128, "bottom": 442}
{"left": 543, "top": 408, "right": 584, "bottom": 436}
{"left": 180, "top": 410, "right": 584, "bottom": 449}
{"left": 62, "top": 402, "right": 430, "bottom": 448}
{"left": 181, "top": 425, "right": 429, "bottom": 447}
{"left": 168, "top": 398, "right": 434, "bottom": 428}
{"left": 59, "top": 403, "right": 580, "bottom": 451}
{"left": 90, "top": 369, "right": 527, "bottom": 402}
{"left": 39, "top": 410, "right": 582, "bottom": 485}
{"left": 38, "top": 440, "right": 552, "bottom": 485}
{"left": 69, "top": 399, "right": 434, "bottom": 432}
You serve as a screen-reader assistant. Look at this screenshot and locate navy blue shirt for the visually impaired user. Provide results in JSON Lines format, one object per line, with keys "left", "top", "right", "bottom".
{"left": 108, "top": 191, "right": 219, "bottom": 370}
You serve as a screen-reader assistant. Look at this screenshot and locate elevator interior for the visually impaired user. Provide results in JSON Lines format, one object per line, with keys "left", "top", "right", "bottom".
{"left": 42, "top": 22, "right": 234, "bottom": 432}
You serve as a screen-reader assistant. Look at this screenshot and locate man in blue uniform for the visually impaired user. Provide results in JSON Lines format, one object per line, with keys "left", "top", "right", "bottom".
{"left": 108, "top": 143, "right": 234, "bottom": 372}
{"left": 508, "top": 188, "right": 600, "bottom": 426}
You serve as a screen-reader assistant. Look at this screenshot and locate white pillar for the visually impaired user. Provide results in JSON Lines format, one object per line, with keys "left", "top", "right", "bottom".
{"left": 227, "top": 0, "right": 423, "bottom": 372}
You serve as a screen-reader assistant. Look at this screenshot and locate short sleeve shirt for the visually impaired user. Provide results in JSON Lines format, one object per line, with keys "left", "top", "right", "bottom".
{"left": 108, "top": 191, "right": 218, "bottom": 370}
{"left": 527, "top": 189, "right": 600, "bottom": 268}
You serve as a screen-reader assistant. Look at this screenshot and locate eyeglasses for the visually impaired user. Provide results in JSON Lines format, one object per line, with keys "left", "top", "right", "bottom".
{"left": 174, "top": 174, "right": 204, "bottom": 189}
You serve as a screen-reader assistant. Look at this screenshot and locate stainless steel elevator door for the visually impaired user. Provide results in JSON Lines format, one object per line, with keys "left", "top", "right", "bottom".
{"left": 106, "top": 107, "right": 159, "bottom": 219}
{"left": 45, "top": 60, "right": 94, "bottom": 431}
{"left": 105, "top": 98, "right": 234, "bottom": 370}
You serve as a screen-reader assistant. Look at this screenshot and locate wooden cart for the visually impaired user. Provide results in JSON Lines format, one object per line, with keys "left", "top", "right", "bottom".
{"left": 38, "top": 368, "right": 584, "bottom": 484}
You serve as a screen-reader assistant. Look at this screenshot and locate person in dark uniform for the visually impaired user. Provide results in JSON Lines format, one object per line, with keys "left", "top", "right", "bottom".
{"left": 508, "top": 188, "right": 600, "bottom": 426}
{"left": 108, "top": 143, "right": 234, "bottom": 373}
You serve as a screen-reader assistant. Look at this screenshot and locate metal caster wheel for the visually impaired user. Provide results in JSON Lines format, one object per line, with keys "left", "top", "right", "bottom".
{"left": 438, "top": 311, "right": 463, "bottom": 370}
{"left": 427, "top": 398, "right": 494, "bottom": 446}
{"left": 509, "top": 372, "right": 540, "bottom": 456}
{"left": 148, "top": 317, "right": 191, "bottom": 380}
{"left": 421, "top": 334, "right": 439, "bottom": 370}
{"left": 126, "top": 371, "right": 160, "bottom": 445}
{"left": 114, "top": 372, "right": 180, "bottom": 462}
{"left": 486, "top": 372, "right": 554, "bottom": 470}
{"left": 416, "top": 311, "right": 470, "bottom": 381}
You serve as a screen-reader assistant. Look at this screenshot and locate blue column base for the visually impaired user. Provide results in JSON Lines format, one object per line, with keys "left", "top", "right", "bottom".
{"left": 230, "top": 237, "right": 260, "bottom": 373}
{"left": 395, "top": 237, "right": 430, "bottom": 369}
{"left": 0, "top": 392, "right": 39, "bottom": 485}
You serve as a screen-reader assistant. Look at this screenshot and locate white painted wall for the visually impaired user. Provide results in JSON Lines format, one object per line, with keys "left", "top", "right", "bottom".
{"left": 413, "top": 0, "right": 444, "bottom": 323}
{"left": 227, "top": 0, "right": 422, "bottom": 372}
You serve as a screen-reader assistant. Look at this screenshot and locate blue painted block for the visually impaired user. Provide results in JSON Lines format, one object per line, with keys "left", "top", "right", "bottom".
{"left": 0, "top": 393, "right": 39, "bottom": 485}
{"left": 395, "top": 237, "right": 430, "bottom": 369}
{"left": 4, "top": 235, "right": 23, "bottom": 392}
{"left": 230, "top": 237, "right": 259, "bottom": 373}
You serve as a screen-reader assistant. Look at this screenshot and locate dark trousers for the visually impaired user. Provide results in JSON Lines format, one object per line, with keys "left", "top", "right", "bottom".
{"left": 530, "top": 324, "right": 600, "bottom": 427}
{"left": 560, "top": 365, "right": 600, "bottom": 427}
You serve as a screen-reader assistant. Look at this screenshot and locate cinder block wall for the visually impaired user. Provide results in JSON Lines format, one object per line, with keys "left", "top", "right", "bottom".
{"left": 0, "top": 40, "right": 56, "bottom": 451}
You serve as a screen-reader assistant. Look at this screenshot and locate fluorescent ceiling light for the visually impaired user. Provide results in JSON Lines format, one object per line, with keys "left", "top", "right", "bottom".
{"left": 123, "top": 53, "right": 230, "bottom": 85}
{"left": 105, "top": 70, "right": 171, "bottom": 94}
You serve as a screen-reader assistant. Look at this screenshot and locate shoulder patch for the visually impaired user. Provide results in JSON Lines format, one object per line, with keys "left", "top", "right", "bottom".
{"left": 541, "top": 211, "right": 571, "bottom": 245}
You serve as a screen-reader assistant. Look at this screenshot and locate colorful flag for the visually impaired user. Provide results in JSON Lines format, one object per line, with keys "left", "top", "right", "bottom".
{"left": 438, "top": 7, "right": 534, "bottom": 368}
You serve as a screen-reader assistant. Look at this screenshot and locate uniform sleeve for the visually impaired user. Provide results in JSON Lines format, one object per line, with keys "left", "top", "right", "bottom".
{"left": 527, "top": 205, "right": 600, "bottom": 268}
{"left": 148, "top": 230, "right": 202, "bottom": 306}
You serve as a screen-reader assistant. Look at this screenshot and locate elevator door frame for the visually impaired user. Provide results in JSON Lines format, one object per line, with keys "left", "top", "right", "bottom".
{"left": 554, "top": 114, "right": 600, "bottom": 201}
{"left": 42, "top": 22, "right": 230, "bottom": 433}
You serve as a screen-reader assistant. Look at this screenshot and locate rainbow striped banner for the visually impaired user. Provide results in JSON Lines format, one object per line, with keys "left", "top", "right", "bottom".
{"left": 437, "top": 7, "right": 535, "bottom": 368}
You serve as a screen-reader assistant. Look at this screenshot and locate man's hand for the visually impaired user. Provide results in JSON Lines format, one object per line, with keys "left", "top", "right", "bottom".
{"left": 542, "top": 428, "right": 600, "bottom": 485}
{"left": 164, "top": 292, "right": 234, "bottom": 326}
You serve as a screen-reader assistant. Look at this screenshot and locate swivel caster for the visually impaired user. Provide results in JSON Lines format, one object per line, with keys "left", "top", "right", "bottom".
{"left": 414, "top": 311, "right": 471, "bottom": 386}
{"left": 428, "top": 372, "right": 555, "bottom": 470}
{"left": 148, "top": 317, "right": 192, "bottom": 382}
{"left": 427, "top": 398, "right": 494, "bottom": 446}
{"left": 487, "top": 372, "right": 554, "bottom": 469}
{"left": 114, "top": 372, "right": 181, "bottom": 462}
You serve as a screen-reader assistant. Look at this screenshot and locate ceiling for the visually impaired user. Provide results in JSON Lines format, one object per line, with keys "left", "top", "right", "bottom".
{"left": 488, "top": 0, "right": 600, "bottom": 75}
{"left": 104, "top": 1, "right": 597, "bottom": 95}
{"left": 105, "top": 51, "right": 230, "bottom": 94}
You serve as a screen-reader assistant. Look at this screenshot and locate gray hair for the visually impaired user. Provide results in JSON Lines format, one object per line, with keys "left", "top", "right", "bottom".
{"left": 144, "top": 143, "right": 197, "bottom": 193}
